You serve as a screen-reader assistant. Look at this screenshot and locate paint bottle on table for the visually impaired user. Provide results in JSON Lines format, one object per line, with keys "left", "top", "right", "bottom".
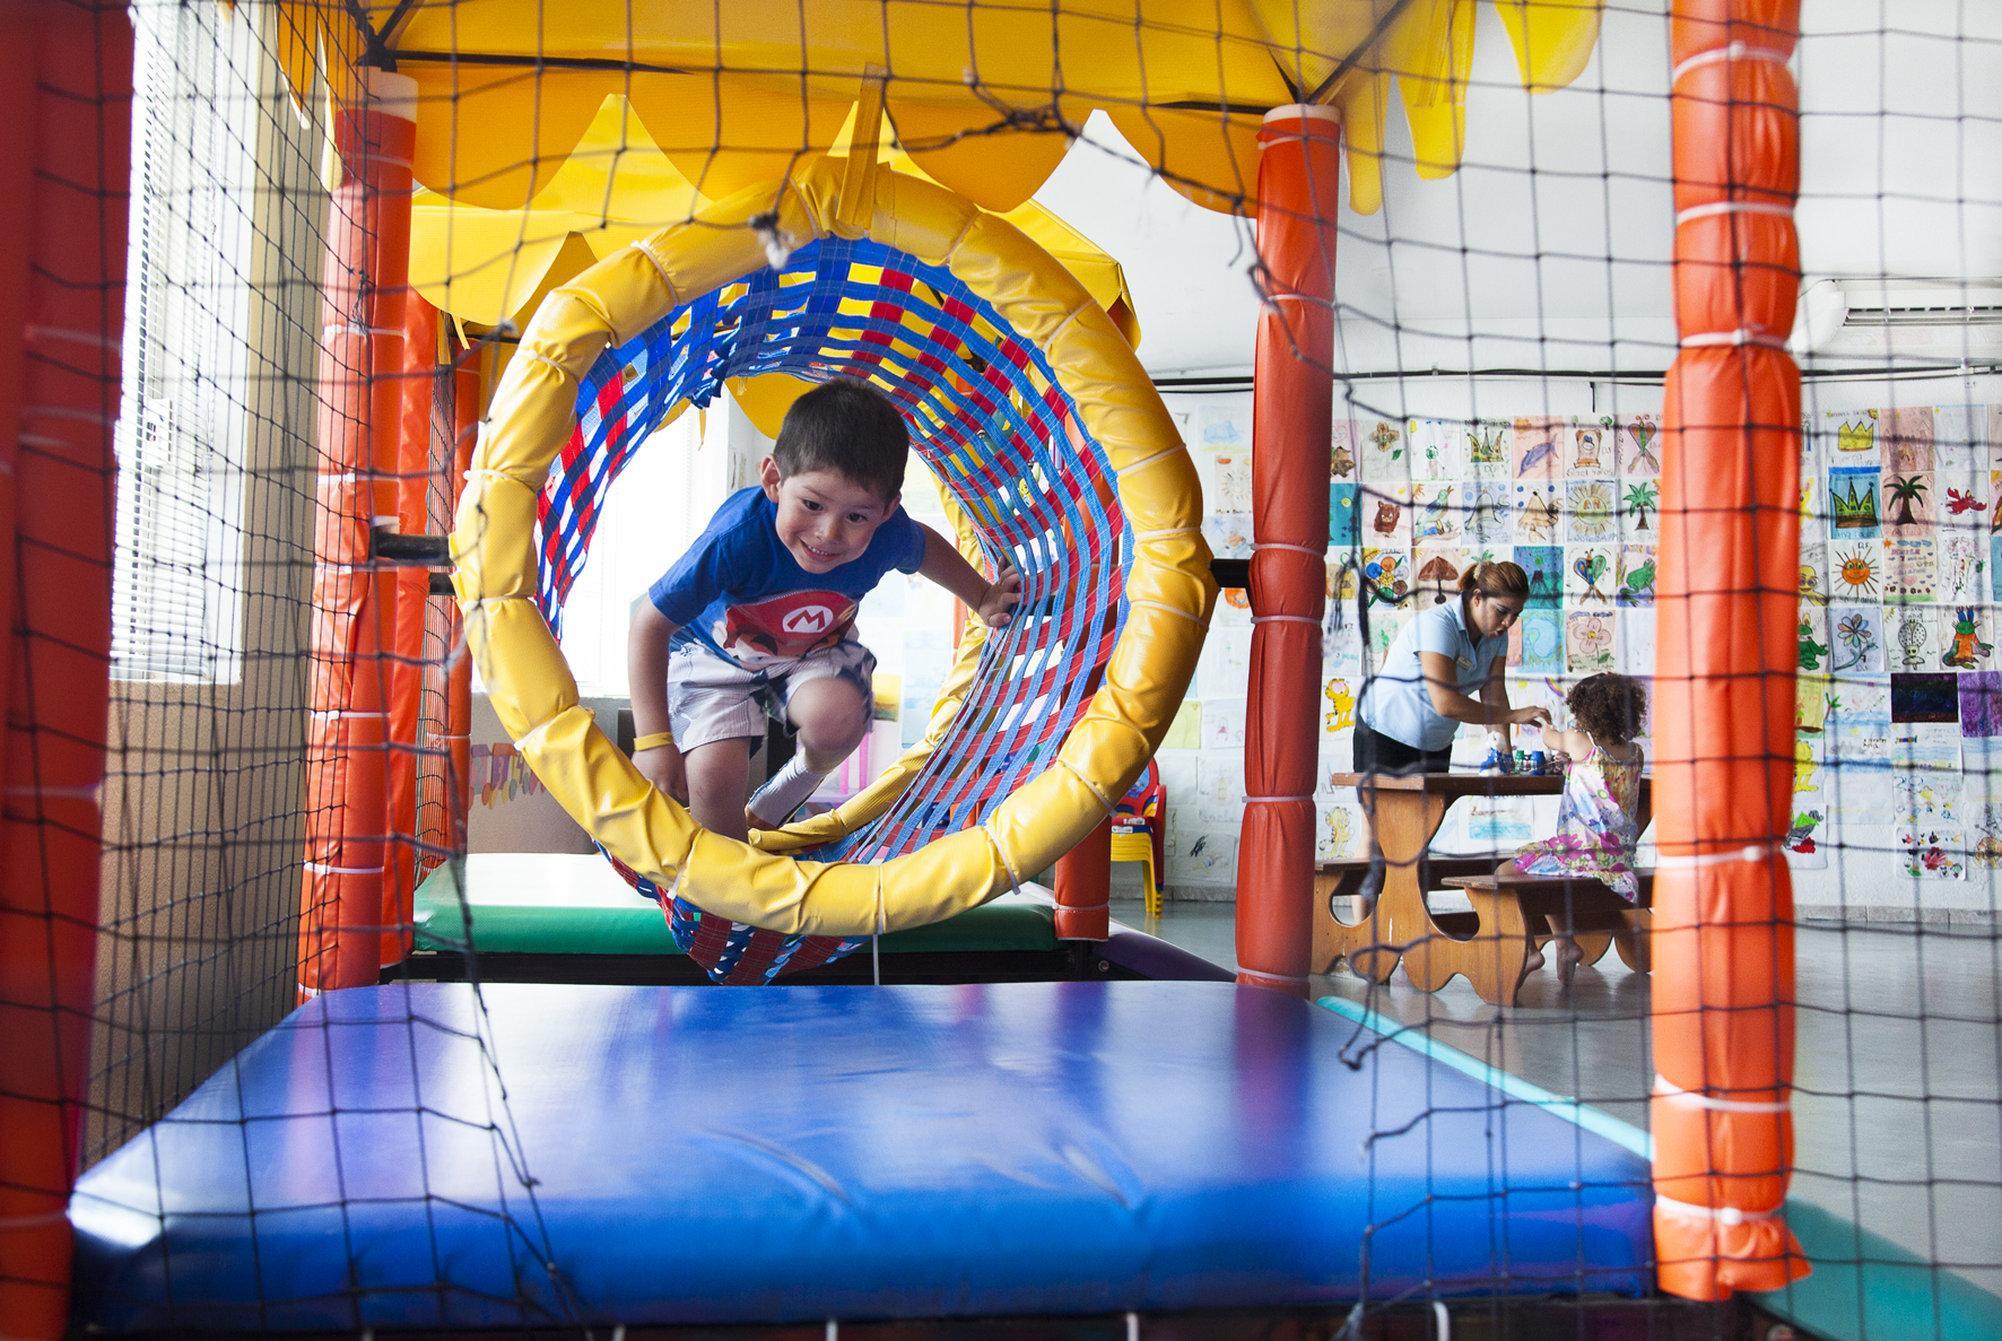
{"left": 1530, "top": 750, "right": 1548, "bottom": 775}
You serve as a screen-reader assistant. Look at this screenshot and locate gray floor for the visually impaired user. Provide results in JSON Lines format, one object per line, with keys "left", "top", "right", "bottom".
{"left": 1114, "top": 895, "right": 2002, "bottom": 1297}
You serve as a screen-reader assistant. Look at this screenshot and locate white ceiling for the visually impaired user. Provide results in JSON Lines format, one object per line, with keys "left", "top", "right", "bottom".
{"left": 1033, "top": 0, "right": 2002, "bottom": 379}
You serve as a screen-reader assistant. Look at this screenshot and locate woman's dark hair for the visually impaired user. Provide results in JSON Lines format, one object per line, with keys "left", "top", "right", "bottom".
{"left": 773, "top": 377, "right": 910, "bottom": 501}
{"left": 1568, "top": 672, "right": 1648, "bottom": 746}
{"left": 1457, "top": 559, "right": 1530, "bottom": 603}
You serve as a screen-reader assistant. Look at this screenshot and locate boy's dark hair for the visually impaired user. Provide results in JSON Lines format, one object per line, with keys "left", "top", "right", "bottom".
{"left": 1568, "top": 672, "right": 1648, "bottom": 746}
{"left": 773, "top": 377, "right": 910, "bottom": 502}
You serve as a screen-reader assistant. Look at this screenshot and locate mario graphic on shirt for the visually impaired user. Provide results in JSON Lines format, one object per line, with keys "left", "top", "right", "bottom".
{"left": 714, "top": 590, "right": 858, "bottom": 667}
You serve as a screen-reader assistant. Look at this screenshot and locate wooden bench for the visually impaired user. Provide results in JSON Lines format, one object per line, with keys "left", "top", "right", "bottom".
{"left": 1435, "top": 870, "right": 1655, "bottom": 1005}
{"left": 1315, "top": 854, "right": 1499, "bottom": 912}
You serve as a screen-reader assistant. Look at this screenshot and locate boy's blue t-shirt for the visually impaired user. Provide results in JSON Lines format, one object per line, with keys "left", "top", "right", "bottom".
{"left": 649, "top": 486, "right": 926, "bottom": 671}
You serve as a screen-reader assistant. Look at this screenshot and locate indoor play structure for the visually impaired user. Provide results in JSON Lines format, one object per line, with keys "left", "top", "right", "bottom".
{"left": 4, "top": 0, "right": 1997, "bottom": 1336}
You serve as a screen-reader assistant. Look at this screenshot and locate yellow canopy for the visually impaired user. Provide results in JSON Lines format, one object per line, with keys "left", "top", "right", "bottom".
{"left": 407, "top": 98, "right": 1142, "bottom": 347}
{"left": 249, "top": 0, "right": 1602, "bottom": 218}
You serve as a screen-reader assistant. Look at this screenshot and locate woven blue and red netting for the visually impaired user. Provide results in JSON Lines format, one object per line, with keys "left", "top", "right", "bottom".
{"left": 532, "top": 235, "right": 1132, "bottom": 982}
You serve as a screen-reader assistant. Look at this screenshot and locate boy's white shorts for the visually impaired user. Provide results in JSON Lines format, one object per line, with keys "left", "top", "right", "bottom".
{"left": 666, "top": 638, "right": 876, "bottom": 752}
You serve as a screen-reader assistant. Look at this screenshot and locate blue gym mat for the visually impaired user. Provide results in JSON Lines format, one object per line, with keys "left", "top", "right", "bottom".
{"left": 70, "top": 981, "right": 1652, "bottom": 1330}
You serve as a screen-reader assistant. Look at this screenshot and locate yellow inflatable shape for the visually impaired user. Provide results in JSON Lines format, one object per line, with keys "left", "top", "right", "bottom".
{"left": 247, "top": 1, "right": 1604, "bottom": 218}
{"left": 406, "top": 97, "right": 1140, "bottom": 346}
{"left": 451, "top": 158, "right": 1214, "bottom": 937}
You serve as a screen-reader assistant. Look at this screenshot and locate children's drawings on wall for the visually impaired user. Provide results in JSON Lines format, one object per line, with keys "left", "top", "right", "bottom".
{"left": 1784, "top": 806, "right": 1827, "bottom": 869}
{"left": 1825, "top": 409, "right": 1881, "bottom": 463}
{"left": 1167, "top": 826, "right": 1238, "bottom": 883}
{"left": 1413, "top": 544, "right": 1467, "bottom": 606}
{"left": 1881, "top": 471, "right": 1936, "bottom": 539}
{"left": 1224, "top": 394, "right": 2002, "bottom": 900}
{"left": 1939, "top": 606, "right": 1995, "bottom": 671}
{"left": 1202, "top": 512, "right": 1252, "bottom": 560}
{"left": 1829, "top": 606, "right": 1885, "bottom": 673}
{"left": 1410, "top": 418, "right": 1465, "bottom": 481}
{"left": 1899, "top": 826, "right": 1965, "bottom": 881}
{"left": 1195, "top": 756, "right": 1243, "bottom": 827}
{"left": 1317, "top": 799, "right": 1365, "bottom": 861}
{"left": 1468, "top": 419, "right": 1511, "bottom": 476}
{"left": 1514, "top": 481, "right": 1562, "bottom": 543}
{"left": 1512, "top": 607, "right": 1564, "bottom": 674}
{"left": 1332, "top": 417, "right": 1359, "bottom": 480}
{"left": 1884, "top": 538, "right": 1938, "bottom": 604}
{"left": 1828, "top": 466, "right": 1881, "bottom": 539}
{"left": 1512, "top": 417, "right": 1562, "bottom": 481}
{"left": 1565, "top": 608, "right": 1615, "bottom": 673}
{"left": 472, "top": 743, "right": 544, "bottom": 807}
{"left": 1565, "top": 480, "right": 1617, "bottom": 541}
{"left": 1322, "top": 676, "right": 1357, "bottom": 734}
{"left": 1958, "top": 670, "right": 2002, "bottom": 737}
{"left": 1565, "top": 544, "right": 1616, "bottom": 605}
{"left": 1938, "top": 530, "right": 1985, "bottom": 605}
{"left": 1882, "top": 407, "right": 1935, "bottom": 475}
{"left": 1616, "top": 414, "right": 1661, "bottom": 477}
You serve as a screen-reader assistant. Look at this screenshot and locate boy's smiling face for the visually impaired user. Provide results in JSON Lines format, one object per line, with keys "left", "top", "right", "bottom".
{"left": 760, "top": 456, "right": 899, "bottom": 574}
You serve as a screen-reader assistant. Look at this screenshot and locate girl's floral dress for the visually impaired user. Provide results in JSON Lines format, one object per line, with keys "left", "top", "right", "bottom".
{"left": 1511, "top": 742, "right": 1643, "bottom": 902}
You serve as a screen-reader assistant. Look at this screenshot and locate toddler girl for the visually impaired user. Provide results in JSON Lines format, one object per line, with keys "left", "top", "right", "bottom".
{"left": 1506, "top": 672, "right": 1648, "bottom": 982}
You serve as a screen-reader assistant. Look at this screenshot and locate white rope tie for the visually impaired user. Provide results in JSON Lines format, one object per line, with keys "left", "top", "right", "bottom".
{"left": 514, "top": 348, "right": 577, "bottom": 381}
{"left": 25, "top": 323, "right": 119, "bottom": 351}
{"left": 1672, "top": 42, "right": 1792, "bottom": 84}
{"left": 22, "top": 404, "right": 114, "bottom": 426}
{"left": 1674, "top": 200, "right": 1795, "bottom": 227}
{"left": 982, "top": 823, "right": 1026, "bottom": 893}
{"left": 6, "top": 783, "right": 101, "bottom": 801}
{"left": 1679, "top": 329, "right": 1789, "bottom": 351}
{"left": 1253, "top": 541, "right": 1325, "bottom": 557}
{"left": 1054, "top": 757, "right": 1115, "bottom": 812}
{"left": 309, "top": 709, "right": 389, "bottom": 721}
{"left": 1654, "top": 1193, "right": 1783, "bottom": 1227}
{"left": 627, "top": 239, "right": 683, "bottom": 309}
{"left": 1653, "top": 841, "right": 1781, "bottom": 870}
{"left": 322, "top": 322, "right": 401, "bottom": 340}
{"left": 0, "top": 1209, "right": 71, "bottom": 1231}
{"left": 1126, "top": 597, "right": 1203, "bottom": 624}
{"left": 303, "top": 861, "right": 385, "bottom": 875}
{"left": 1252, "top": 613, "right": 1320, "bottom": 626}
{"left": 1115, "top": 445, "right": 1181, "bottom": 478}
{"left": 1244, "top": 794, "right": 1313, "bottom": 804}
{"left": 1654, "top": 1074, "right": 1790, "bottom": 1114}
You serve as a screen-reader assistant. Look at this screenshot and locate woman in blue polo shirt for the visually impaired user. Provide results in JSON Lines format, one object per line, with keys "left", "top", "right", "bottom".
{"left": 1353, "top": 560, "right": 1551, "bottom": 908}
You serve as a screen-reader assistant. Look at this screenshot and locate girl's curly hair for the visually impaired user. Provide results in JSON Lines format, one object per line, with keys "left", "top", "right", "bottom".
{"left": 1567, "top": 672, "right": 1648, "bottom": 745}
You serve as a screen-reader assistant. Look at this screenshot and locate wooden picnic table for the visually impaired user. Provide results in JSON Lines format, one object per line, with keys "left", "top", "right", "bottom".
{"left": 1316, "top": 770, "right": 1654, "bottom": 994}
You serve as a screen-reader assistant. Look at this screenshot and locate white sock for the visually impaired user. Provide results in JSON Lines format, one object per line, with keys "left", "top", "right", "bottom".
{"left": 747, "top": 753, "right": 828, "bottom": 827}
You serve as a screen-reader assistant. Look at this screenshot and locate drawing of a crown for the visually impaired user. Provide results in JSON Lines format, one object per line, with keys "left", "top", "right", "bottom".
{"left": 1836, "top": 418, "right": 1877, "bottom": 455}
{"left": 1831, "top": 480, "right": 1877, "bottom": 526}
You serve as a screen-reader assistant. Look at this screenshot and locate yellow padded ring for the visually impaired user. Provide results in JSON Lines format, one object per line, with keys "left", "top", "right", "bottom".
{"left": 451, "top": 159, "right": 1215, "bottom": 938}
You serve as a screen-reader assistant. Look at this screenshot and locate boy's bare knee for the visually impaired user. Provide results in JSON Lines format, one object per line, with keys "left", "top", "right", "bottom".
{"left": 790, "top": 681, "right": 868, "bottom": 748}
{"left": 684, "top": 740, "right": 752, "bottom": 842}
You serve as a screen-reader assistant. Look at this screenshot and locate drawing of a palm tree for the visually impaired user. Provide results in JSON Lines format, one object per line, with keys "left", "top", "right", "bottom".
{"left": 1622, "top": 481, "right": 1658, "bottom": 531}
{"left": 1885, "top": 474, "right": 1929, "bottom": 526}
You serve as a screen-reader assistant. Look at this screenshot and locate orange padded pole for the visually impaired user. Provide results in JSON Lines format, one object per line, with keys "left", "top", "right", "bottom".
{"left": 298, "top": 70, "right": 417, "bottom": 995}
{"left": 381, "top": 289, "right": 437, "bottom": 962}
{"left": 1236, "top": 106, "right": 1340, "bottom": 994}
{"left": 442, "top": 343, "right": 481, "bottom": 859}
{"left": 1053, "top": 816, "right": 1113, "bottom": 940}
{"left": 0, "top": 3, "right": 130, "bottom": 1334}
{"left": 1651, "top": 0, "right": 1810, "bottom": 1299}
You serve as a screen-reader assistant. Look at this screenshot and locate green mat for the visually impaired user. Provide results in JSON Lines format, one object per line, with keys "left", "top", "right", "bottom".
{"left": 413, "top": 853, "right": 1058, "bottom": 956}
